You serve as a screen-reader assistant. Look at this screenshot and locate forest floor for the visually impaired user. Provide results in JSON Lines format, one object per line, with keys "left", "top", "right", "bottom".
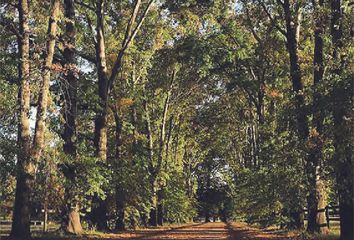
{"left": 1, "top": 222, "right": 340, "bottom": 240}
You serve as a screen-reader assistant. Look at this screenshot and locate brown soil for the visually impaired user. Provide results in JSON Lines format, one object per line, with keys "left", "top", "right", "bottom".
{"left": 7, "top": 222, "right": 312, "bottom": 240}
{"left": 229, "top": 222, "right": 299, "bottom": 240}
{"left": 88, "top": 222, "right": 232, "bottom": 240}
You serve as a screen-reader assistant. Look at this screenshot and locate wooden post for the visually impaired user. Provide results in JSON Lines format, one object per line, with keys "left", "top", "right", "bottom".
{"left": 43, "top": 182, "right": 48, "bottom": 232}
{"left": 43, "top": 207, "right": 48, "bottom": 232}
{"left": 325, "top": 206, "right": 330, "bottom": 229}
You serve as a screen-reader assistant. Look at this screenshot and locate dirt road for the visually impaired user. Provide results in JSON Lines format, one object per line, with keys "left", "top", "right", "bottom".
{"left": 29, "top": 222, "right": 295, "bottom": 240}
{"left": 82, "top": 222, "right": 234, "bottom": 240}
{"left": 134, "top": 222, "right": 232, "bottom": 240}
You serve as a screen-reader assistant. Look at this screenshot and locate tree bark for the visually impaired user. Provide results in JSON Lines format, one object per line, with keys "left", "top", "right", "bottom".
{"left": 149, "top": 176, "right": 158, "bottom": 226}
{"left": 330, "top": 1, "right": 353, "bottom": 239}
{"left": 157, "top": 189, "right": 163, "bottom": 226}
{"left": 90, "top": 0, "right": 110, "bottom": 230}
{"left": 204, "top": 173, "right": 211, "bottom": 223}
{"left": 32, "top": 0, "right": 60, "bottom": 161}
{"left": 93, "top": 0, "right": 154, "bottom": 163}
{"left": 12, "top": 0, "right": 61, "bottom": 238}
{"left": 306, "top": 0, "right": 328, "bottom": 234}
{"left": 151, "top": 71, "right": 175, "bottom": 226}
{"left": 144, "top": 97, "right": 158, "bottom": 227}
{"left": 61, "top": 0, "right": 83, "bottom": 234}
{"left": 11, "top": 0, "right": 34, "bottom": 238}
{"left": 114, "top": 108, "right": 125, "bottom": 231}
{"left": 65, "top": 205, "right": 83, "bottom": 234}
{"left": 94, "top": 0, "right": 109, "bottom": 162}
{"left": 149, "top": 202, "right": 158, "bottom": 226}
{"left": 282, "top": 0, "right": 307, "bottom": 229}
{"left": 131, "top": 64, "right": 139, "bottom": 156}
{"left": 91, "top": 1, "right": 154, "bottom": 227}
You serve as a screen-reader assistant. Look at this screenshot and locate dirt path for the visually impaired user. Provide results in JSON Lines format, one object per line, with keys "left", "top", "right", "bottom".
{"left": 136, "top": 222, "right": 232, "bottom": 240}
{"left": 31, "top": 222, "right": 300, "bottom": 240}
{"left": 84, "top": 222, "right": 233, "bottom": 240}
{"left": 228, "top": 223, "right": 297, "bottom": 240}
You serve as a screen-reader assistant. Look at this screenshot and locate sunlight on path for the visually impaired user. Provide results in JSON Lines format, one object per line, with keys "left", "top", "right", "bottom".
{"left": 138, "top": 222, "right": 231, "bottom": 240}
{"left": 85, "top": 222, "right": 233, "bottom": 240}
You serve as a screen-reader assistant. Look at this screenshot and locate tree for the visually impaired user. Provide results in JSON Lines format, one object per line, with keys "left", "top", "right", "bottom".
{"left": 1, "top": 0, "right": 352, "bottom": 238}
{"left": 60, "top": 0, "right": 83, "bottom": 234}
{"left": 330, "top": 0, "right": 353, "bottom": 239}
{"left": 11, "top": 1, "right": 60, "bottom": 239}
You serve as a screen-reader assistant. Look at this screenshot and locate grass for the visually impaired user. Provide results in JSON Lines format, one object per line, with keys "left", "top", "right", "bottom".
{"left": 268, "top": 221, "right": 340, "bottom": 240}
{"left": 229, "top": 221, "right": 340, "bottom": 240}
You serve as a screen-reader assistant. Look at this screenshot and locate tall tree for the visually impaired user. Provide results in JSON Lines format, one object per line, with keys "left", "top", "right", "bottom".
{"left": 91, "top": 0, "right": 155, "bottom": 229}
{"left": 94, "top": 0, "right": 154, "bottom": 162}
{"left": 271, "top": 0, "right": 307, "bottom": 229}
{"left": 11, "top": 0, "right": 31, "bottom": 238}
{"left": 11, "top": 0, "right": 60, "bottom": 238}
{"left": 330, "top": 0, "right": 353, "bottom": 239}
{"left": 61, "top": 0, "right": 83, "bottom": 234}
{"left": 306, "top": 0, "right": 328, "bottom": 234}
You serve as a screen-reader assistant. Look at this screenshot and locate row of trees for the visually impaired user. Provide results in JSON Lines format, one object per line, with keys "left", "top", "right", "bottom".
{"left": 0, "top": 0, "right": 352, "bottom": 240}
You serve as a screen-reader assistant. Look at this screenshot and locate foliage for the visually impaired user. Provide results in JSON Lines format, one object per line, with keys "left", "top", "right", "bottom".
{"left": 0, "top": 0, "right": 352, "bottom": 238}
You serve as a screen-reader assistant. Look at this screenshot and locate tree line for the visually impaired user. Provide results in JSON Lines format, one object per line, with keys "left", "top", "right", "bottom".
{"left": 0, "top": 0, "right": 352, "bottom": 240}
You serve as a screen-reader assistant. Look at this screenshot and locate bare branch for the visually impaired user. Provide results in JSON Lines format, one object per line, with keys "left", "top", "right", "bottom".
{"left": 242, "top": 2, "right": 263, "bottom": 44}
{"left": 122, "top": 0, "right": 142, "bottom": 47}
{"left": 258, "top": 0, "right": 287, "bottom": 37}
{"left": 108, "top": 0, "right": 155, "bottom": 92}
{"left": 123, "top": 0, "right": 154, "bottom": 51}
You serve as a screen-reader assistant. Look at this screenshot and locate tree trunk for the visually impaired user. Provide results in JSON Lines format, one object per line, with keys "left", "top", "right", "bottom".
{"left": 149, "top": 207, "right": 158, "bottom": 226}
{"left": 316, "top": 180, "right": 328, "bottom": 233}
{"left": 283, "top": 0, "right": 309, "bottom": 140}
{"left": 153, "top": 71, "right": 175, "bottom": 226}
{"left": 93, "top": 0, "right": 154, "bottom": 163}
{"left": 91, "top": 1, "right": 154, "bottom": 227}
{"left": 333, "top": 85, "right": 353, "bottom": 240}
{"left": 115, "top": 208, "right": 125, "bottom": 231}
{"left": 62, "top": 0, "right": 78, "bottom": 159}
{"left": 205, "top": 207, "right": 211, "bottom": 223}
{"left": 144, "top": 98, "right": 158, "bottom": 227}
{"left": 94, "top": 0, "right": 109, "bottom": 163}
{"left": 131, "top": 104, "right": 138, "bottom": 156}
{"left": 89, "top": 200, "right": 108, "bottom": 230}
{"left": 331, "top": 2, "right": 353, "bottom": 239}
{"left": 12, "top": 1, "right": 61, "bottom": 238}
{"left": 149, "top": 178, "right": 158, "bottom": 227}
{"left": 307, "top": 0, "right": 328, "bottom": 234}
{"left": 11, "top": 1, "right": 32, "bottom": 239}
{"left": 90, "top": 0, "right": 110, "bottom": 230}
{"left": 61, "top": 0, "right": 83, "bottom": 234}
{"left": 38, "top": 2, "right": 61, "bottom": 234}
{"left": 157, "top": 189, "right": 163, "bottom": 226}
{"left": 43, "top": 196, "right": 48, "bottom": 232}
{"left": 130, "top": 63, "right": 139, "bottom": 162}
{"left": 32, "top": 0, "right": 60, "bottom": 161}
{"left": 114, "top": 108, "right": 125, "bottom": 231}
{"left": 65, "top": 205, "right": 83, "bottom": 234}
{"left": 282, "top": 0, "right": 307, "bottom": 229}
{"left": 205, "top": 171, "right": 211, "bottom": 223}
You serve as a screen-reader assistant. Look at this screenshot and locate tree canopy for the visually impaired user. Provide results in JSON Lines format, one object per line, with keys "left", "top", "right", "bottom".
{"left": 0, "top": 0, "right": 352, "bottom": 240}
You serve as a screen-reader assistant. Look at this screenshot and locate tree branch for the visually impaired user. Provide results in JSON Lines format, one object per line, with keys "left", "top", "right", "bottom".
{"left": 258, "top": 0, "right": 287, "bottom": 37}
{"left": 0, "top": 17, "right": 21, "bottom": 38}
{"left": 108, "top": 0, "right": 155, "bottom": 93}
{"left": 74, "top": 0, "right": 95, "bottom": 11}
{"left": 76, "top": 50, "right": 96, "bottom": 64}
